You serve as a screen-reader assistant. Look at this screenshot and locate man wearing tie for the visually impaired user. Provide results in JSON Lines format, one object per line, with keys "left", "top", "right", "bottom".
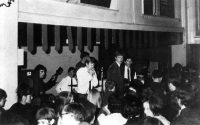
{"left": 124, "top": 57, "right": 132, "bottom": 82}
{"left": 56, "top": 67, "right": 77, "bottom": 93}
{"left": 123, "top": 56, "right": 135, "bottom": 94}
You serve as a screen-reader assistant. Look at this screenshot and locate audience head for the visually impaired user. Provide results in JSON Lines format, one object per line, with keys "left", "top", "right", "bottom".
{"left": 78, "top": 98, "right": 96, "bottom": 124}
{"left": 152, "top": 70, "right": 163, "bottom": 83}
{"left": 68, "top": 67, "right": 76, "bottom": 78}
{"left": 0, "top": 88, "right": 7, "bottom": 108}
{"left": 143, "top": 95, "right": 163, "bottom": 117}
{"left": 85, "top": 57, "right": 95, "bottom": 70}
{"left": 36, "top": 107, "right": 56, "bottom": 125}
{"left": 55, "top": 91, "right": 74, "bottom": 115}
{"left": 0, "top": 111, "right": 29, "bottom": 125}
{"left": 122, "top": 94, "right": 142, "bottom": 119}
{"left": 87, "top": 89, "right": 102, "bottom": 108}
{"left": 174, "top": 63, "right": 183, "bottom": 73}
{"left": 58, "top": 103, "right": 85, "bottom": 125}
{"left": 167, "top": 68, "right": 181, "bottom": 83}
{"left": 80, "top": 52, "right": 89, "bottom": 60}
{"left": 148, "top": 95, "right": 163, "bottom": 116}
{"left": 114, "top": 51, "right": 124, "bottom": 64}
{"left": 17, "top": 84, "right": 32, "bottom": 104}
{"left": 124, "top": 56, "right": 133, "bottom": 67}
{"left": 105, "top": 80, "right": 116, "bottom": 92}
{"left": 34, "top": 64, "right": 47, "bottom": 79}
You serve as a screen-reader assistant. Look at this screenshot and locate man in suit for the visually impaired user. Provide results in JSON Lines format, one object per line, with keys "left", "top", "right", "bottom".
{"left": 107, "top": 51, "right": 124, "bottom": 96}
{"left": 123, "top": 56, "right": 135, "bottom": 94}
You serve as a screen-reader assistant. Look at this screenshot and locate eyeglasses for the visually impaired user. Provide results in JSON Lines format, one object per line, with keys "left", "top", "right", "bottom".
{"left": 60, "top": 113, "right": 75, "bottom": 119}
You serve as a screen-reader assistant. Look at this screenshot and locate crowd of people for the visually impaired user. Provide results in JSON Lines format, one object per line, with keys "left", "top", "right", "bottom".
{"left": 0, "top": 51, "right": 200, "bottom": 125}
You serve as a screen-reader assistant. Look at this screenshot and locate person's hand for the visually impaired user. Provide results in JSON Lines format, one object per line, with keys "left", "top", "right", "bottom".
{"left": 50, "top": 75, "right": 57, "bottom": 82}
{"left": 88, "top": 69, "right": 95, "bottom": 76}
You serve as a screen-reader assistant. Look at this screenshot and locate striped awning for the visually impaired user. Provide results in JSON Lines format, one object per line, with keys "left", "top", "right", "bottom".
{"left": 18, "top": 23, "right": 183, "bottom": 54}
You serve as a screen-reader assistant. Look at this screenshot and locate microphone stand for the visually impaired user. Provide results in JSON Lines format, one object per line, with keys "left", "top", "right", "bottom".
{"left": 100, "top": 67, "right": 104, "bottom": 92}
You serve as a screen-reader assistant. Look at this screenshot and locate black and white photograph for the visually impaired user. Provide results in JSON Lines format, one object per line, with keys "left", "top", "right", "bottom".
{"left": 0, "top": 0, "right": 200, "bottom": 125}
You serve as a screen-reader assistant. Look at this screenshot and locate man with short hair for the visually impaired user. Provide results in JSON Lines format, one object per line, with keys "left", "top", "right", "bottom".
{"left": 107, "top": 51, "right": 124, "bottom": 96}
{"left": 75, "top": 52, "right": 90, "bottom": 71}
{"left": 76, "top": 57, "right": 98, "bottom": 98}
{"left": 58, "top": 103, "right": 85, "bottom": 125}
{"left": 149, "top": 70, "right": 165, "bottom": 96}
{"left": 56, "top": 67, "right": 77, "bottom": 93}
{"left": 123, "top": 56, "right": 136, "bottom": 94}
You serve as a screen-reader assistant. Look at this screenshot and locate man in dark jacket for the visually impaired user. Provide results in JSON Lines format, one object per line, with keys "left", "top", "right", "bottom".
{"left": 107, "top": 51, "right": 124, "bottom": 96}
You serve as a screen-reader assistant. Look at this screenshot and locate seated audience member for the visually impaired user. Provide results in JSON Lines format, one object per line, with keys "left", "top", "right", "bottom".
{"left": 55, "top": 91, "right": 74, "bottom": 115}
{"left": 58, "top": 103, "right": 85, "bottom": 125}
{"left": 143, "top": 95, "right": 170, "bottom": 125}
{"left": 0, "top": 111, "right": 29, "bottom": 125}
{"left": 87, "top": 88, "right": 102, "bottom": 108}
{"left": 161, "top": 79, "right": 182, "bottom": 122}
{"left": 76, "top": 57, "right": 98, "bottom": 99}
{"left": 9, "top": 84, "right": 35, "bottom": 124}
{"left": 171, "top": 88, "right": 200, "bottom": 125}
{"left": 36, "top": 107, "right": 56, "bottom": 125}
{"left": 149, "top": 70, "right": 166, "bottom": 96}
{"left": 122, "top": 94, "right": 145, "bottom": 125}
{"left": 122, "top": 94, "right": 143, "bottom": 120}
{"left": 77, "top": 98, "right": 97, "bottom": 125}
{"left": 0, "top": 88, "right": 7, "bottom": 116}
{"left": 98, "top": 94, "right": 128, "bottom": 125}
{"left": 56, "top": 67, "right": 77, "bottom": 93}
{"left": 173, "top": 63, "right": 183, "bottom": 74}
{"left": 163, "top": 76, "right": 199, "bottom": 122}
{"left": 75, "top": 51, "right": 90, "bottom": 71}
{"left": 101, "top": 80, "right": 116, "bottom": 115}
{"left": 40, "top": 94, "right": 56, "bottom": 109}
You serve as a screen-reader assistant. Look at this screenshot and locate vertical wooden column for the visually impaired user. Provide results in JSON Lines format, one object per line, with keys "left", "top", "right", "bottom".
{"left": 67, "top": 26, "right": 74, "bottom": 52}
{"left": 87, "top": 28, "right": 92, "bottom": 51}
{"left": 0, "top": 2, "right": 18, "bottom": 109}
{"left": 138, "top": 31, "right": 143, "bottom": 49}
{"left": 125, "top": 30, "right": 130, "bottom": 49}
{"left": 77, "top": 27, "right": 82, "bottom": 51}
{"left": 55, "top": 25, "right": 61, "bottom": 52}
{"left": 149, "top": 32, "right": 153, "bottom": 48}
{"left": 96, "top": 28, "right": 100, "bottom": 44}
{"left": 104, "top": 29, "right": 109, "bottom": 49}
{"left": 112, "top": 29, "right": 116, "bottom": 44}
{"left": 27, "top": 23, "right": 34, "bottom": 53}
{"left": 154, "top": 32, "right": 158, "bottom": 48}
{"left": 132, "top": 31, "right": 136, "bottom": 48}
{"left": 42, "top": 24, "right": 48, "bottom": 52}
{"left": 119, "top": 30, "right": 123, "bottom": 49}
{"left": 144, "top": 31, "right": 148, "bottom": 48}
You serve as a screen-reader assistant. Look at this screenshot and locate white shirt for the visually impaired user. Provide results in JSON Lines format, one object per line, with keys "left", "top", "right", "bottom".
{"left": 124, "top": 65, "right": 131, "bottom": 81}
{"left": 98, "top": 113, "right": 127, "bottom": 125}
{"left": 115, "top": 61, "right": 121, "bottom": 67}
{"left": 56, "top": 76, "right": 78, "bottom": 93}
{"left": 76, "top": 67, "right": 98, "bottom": 94}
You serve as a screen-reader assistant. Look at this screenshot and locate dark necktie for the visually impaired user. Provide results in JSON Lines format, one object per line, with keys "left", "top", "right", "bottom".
{"left": 71, "top": 78, "right": 73, "bottom": 92}
{"left": 89, "top": 81, "right": 91, "bottom": 91}
{"left": 127, "top": 68, "right": 130, "bottom": 81}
